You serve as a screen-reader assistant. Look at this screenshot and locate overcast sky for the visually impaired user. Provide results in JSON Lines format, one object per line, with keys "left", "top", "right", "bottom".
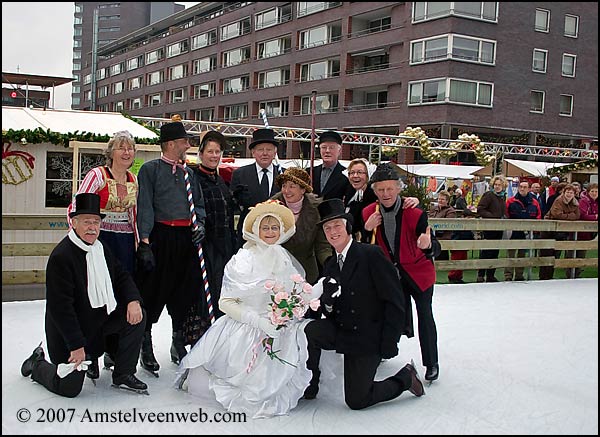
{"left": 2, "top": 2, "right": 198, "bottom": 110}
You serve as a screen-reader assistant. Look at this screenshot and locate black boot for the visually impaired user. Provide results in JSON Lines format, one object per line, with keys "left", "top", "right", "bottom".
{"left": 86, "top": 357, "right": 99, "bottom": 380}
{"left": 170, "top": 330, "right": 188, "bottom": 365}
{"left": 303, "top": 370, "right": 320, "bottom": 400}
{"left": 140, "top": 331, "right": 160, "bottom": 373}
{"left": 425, "top": 363, "right": 439, "bottom": 382}
{"left": 21, "top": 343, "right": 45, "bottom": 377}
{"left": 394, "top": 360, "right": 425, "bottom": 397}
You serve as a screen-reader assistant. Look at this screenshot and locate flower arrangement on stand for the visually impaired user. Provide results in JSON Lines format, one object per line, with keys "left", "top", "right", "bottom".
{"left": 247, "top": 275, "right": 320, "bottom": 371}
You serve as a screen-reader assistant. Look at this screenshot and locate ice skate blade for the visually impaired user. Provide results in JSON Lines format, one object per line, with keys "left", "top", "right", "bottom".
{"left": 111, "top": 384, "right": 150, "bottom": 395}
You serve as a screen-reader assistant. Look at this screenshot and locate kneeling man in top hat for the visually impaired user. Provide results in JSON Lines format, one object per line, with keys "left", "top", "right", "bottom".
{"left": 21, "top": 193, "right": 148, "bottom": 397}
{"left": 303, "top": 199, "right": 425, "bottom": 409}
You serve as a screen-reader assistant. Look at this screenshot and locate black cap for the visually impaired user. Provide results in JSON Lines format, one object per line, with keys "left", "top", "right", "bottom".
{"left": 160, "top": 121, "right": 189, "bottom": 143}
{"left": 317, "top": 199, "right": 353, "bottom": 226}
{"left": 317, "top": 130, "right": 343, "bottom": 145}
{"left": 199, "top": 130, "right": 227, "bottom": 152}
{"left": 370, "top": 163, "right": 400, "bottom": 184}
{"left": 69, "top": 193, "right": 106, "bottom": 219}
{"left": 249, "top": 128, "right": 279, "bottom": 149}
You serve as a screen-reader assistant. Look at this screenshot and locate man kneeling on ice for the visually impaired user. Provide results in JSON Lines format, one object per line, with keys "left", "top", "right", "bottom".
{"left": 21, "top": 193, "right": 148, "bottom": 396}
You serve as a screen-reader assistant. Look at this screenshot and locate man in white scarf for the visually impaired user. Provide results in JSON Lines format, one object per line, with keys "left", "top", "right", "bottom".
{"left": 21, "top": 193, "right": 148, "bottom": 397}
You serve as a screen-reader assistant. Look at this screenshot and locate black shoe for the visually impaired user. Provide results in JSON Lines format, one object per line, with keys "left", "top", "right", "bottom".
{"left": 112, "top": 373, "right": 148, "bottom": 391}
{"left": 21, "top": 343, "right": 45, "bottom": 377}
{"left": 170, "top": 330, "right": 188, "bottom": 365}
{"left": 399, "top": 360, "right": 425, "bottom": 397}
{"left": 140, "top": 331, "right": 160, "bottom": 373}
{"left": 104, "top": 352, "right": 115, "bottom": 369}
{"left": 486, "top": 277, "right": 499, "bottom": 283}
{"left": 303, "top": 370, "right": 320, "bottom": 400}
{"left": 449, "top": 279, "right": 465, "bottom": 284}
{"left": 425, "top": 364, "right": 439, "bottom": 382}
{"left": 86, "top": 359, "right": 100, "bottom": 380}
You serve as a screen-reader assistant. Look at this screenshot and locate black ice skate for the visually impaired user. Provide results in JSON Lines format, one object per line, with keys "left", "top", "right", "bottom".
{"left": 140, "top": 331, "right": 160, "bottom": 377}
{"left": 111, "top": 373, "right": 149, "bottom": 395}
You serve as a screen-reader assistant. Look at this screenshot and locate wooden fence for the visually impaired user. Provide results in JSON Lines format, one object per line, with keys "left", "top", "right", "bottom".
{"left": 2, "top": 215, "right": 598, "bottom": 285}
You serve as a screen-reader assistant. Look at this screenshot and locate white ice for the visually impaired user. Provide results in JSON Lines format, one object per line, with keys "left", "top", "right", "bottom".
{"left": 2, "top": 279, "right": 598, "bottom": 435}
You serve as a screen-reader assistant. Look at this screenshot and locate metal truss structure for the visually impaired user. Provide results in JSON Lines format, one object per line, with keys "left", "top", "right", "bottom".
{"left": 133, "top": 115, "right": 598, "bottom": 163}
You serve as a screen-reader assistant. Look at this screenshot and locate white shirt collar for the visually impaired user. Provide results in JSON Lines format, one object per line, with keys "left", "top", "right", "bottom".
{"left": 255, "top": 162, "right": 273, "bottom": 175}
{"left": 336, "top": 237, "right": 353, "bottom": 261}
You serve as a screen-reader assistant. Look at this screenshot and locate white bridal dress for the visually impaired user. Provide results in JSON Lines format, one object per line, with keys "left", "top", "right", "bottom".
{"left": 176, "top": 213, "right": 314, "bottom": 419}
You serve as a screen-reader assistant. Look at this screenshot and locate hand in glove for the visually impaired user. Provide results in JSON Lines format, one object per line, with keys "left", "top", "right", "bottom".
{"left": 136, "top": 241, "right": 155, "bottom": 271}
{"left": 320, "top": 277, "right": 340, "bottom": 312}
{"left": 380, "top": 341, "right": 399, "bottom": 359}
{"left": 191, "top": 224, "right": 205, "bottom": 246}
{"left": 242, "top": 310, "right": 280, "bottom": 338}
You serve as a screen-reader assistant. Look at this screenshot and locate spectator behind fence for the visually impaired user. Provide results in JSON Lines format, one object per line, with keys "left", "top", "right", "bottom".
{"left": 428, "top": 191, "right": 463, "bottom": 283}
{"left": 574, "top": 183, "right": 598, "bottom": 278}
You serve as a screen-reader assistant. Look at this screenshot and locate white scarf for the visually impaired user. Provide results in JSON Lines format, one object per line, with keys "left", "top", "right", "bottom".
{"left": 68, "top": 229, "right": 117, "bottom": 315}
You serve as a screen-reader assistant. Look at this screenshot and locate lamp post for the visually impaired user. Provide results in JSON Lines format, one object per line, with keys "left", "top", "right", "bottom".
{"left": 310, "top": 90, "right": 317, "bottom": 182}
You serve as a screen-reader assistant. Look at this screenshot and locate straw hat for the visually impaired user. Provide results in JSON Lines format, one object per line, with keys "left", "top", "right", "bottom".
{"left": 243, "top": 200, "right": 295, "bottom": 235}
{"left": 276, "top": 167, "right": 313, "bottom": 192}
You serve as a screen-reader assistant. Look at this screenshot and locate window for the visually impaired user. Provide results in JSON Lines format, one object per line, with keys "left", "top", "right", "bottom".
{"left": 224, "top": 104, "right": 248, "bottom": 121}
{"left": 73, "top": 51, "right": 81, "bottom": 60}
{"left": 114, "top": 101, "right": 124, "bottom": 112}
{"left": 112, "top": 81, "right": 124, "bottom": 94}
{"left": 297, "top": 2, "right": 341, "bottom": 17}
{"left": 564, "top": 15, "right": 579, "bottom": 38}
{"left": 130, "top": 97, "right": 142, "bottom": 110}
{"left": 169, "top": 88, "right": 186, "bottom": 103}
{"left": 46, "top": 152, "right": 104, "bottom": 208}
{"left": 127, "top": 55, "right": 143, "bottom": 71}
{"left": 148, "top": 93, "right": 162, "bottom": 107}
{"left": 530, "top": 90, "right": 545, "bottom": 113}
{"left": 220, "top": 17, "right": 251, "bottom": 41}
{"left": 223, "top": 76, "right": 250, "bottom": 94}
{"left": 365, "top": 90, "right": 388, "bottom": 109}
{"left": 128, "top": 76, "right": 142, "bottom": 90}
{"left": 97, "top": 85, "right": 109, "bottom": 98}
{"left": 195, "top": 108, "right": 215, "bottom": 121}
{"left": 72, "top": 62, "right": 81, "bottom": 71}
{"left": 532, "top": 49, "right": 548, "bottom": 73}
{"left": 300, "top": 59, "right": 340, "bottom": 81}
{"left": 259, "top": 100, "right": 289, "bottom": 117}
{"left": 410, "top": 34, "right": 495, "bottom": 65}
{"left": 408, "top": 78, "right": 492, "bottom": 107}
{"left": 167, "top": 40, "right": 189, "bottom": 58}
{"left": 110, "top": 62, "right": 124, "bottom": 76}
{"left": 191, "top": 29, "right": 217, "bottom": 50}
{"left": 258, "top": 68, "right": 290, "bottom": 88}
{"left": 193, "top": 56, "right": 217, "bottom": 74}
{"left": 83, "top": 74, "right": 91, "bottom": 85}
{"left": 412, "top": 2, "right": 498, "bottom": 23}
{"left": 535, "top": 9, "right": 550, "bottom": 32}
{"left": 222, "top": 46, "right": 251, "bottom": 67}
{"left": 146, "top": 48, "right": 164, "bottom": 65}
{"left": 300, "top": 93, "right": 338, "bottom": 114}
{"left": 300, "top": 23, "right": 342, "bottom": 49}
{"left": 559, "top": 94, "right": 573, "bottom": 116}
{"left": 146, "top": 71, "right": 164, "bottom": 86}
{"left": 369, "top": 17, "right": 391, "bottom": 33}
{"left": 562, "top": 54, "right": 576, "bottom": 77}
{"left": 255, "top": 4, "right": 291, "bottom": 30}
{"left": 168, "top": 64, "right": 188, "bottom": 81}
{"left": 72, "top": 85, "right": 80, "bottom": 94}
{"left": 193, "top": 82, "right": 216, "bottom": 99}
{"left": 348, "top": 50, "right": 389, "bottom": 74}
{"left": 257, "top": 36, "right": 291, "bottom": 59}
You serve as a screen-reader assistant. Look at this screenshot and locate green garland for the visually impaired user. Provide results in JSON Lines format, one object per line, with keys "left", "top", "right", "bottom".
{"left": 547, "top": 158, "right": 598, "bottom": 175}
{"left": 2, "top": 126, "right": 159, "bottom": 147}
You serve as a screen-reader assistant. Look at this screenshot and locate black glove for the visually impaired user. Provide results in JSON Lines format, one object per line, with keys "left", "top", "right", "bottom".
{"left": 191, "top": 224, "right": 205, "bottom": 246}
{"left": 380, "top": 341, "right": 399, "bottom": 360}
{"left": 320, "top": 277, "right": 340, "bottom": 311}
{"left": 137, "top": 241, "right": 155, "bottom": 271}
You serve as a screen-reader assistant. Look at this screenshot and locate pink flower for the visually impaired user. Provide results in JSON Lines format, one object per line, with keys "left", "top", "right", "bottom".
{"left": 274, "top": 291, "right": 289, "bottom": 304}
{"left": 292, "top": 305, "right": 307, "bottom": 319}
{"left": 302, "top": 283, "right": 313, "bottom": 294}
{"left": 309, "top": 299, "right": 321, "bottom": 311}
{"left": 290, "top": 274, "right": 304, "bottom": 283}
{"left": 264, "top": 280, "right": 275, "bottom": 290}
{"left": 273, "top": 283, "right": 285, "bottom": 293}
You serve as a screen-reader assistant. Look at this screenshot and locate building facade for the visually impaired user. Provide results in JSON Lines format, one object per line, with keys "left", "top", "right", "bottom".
{"left": 73, "top": 2, "right": 599, "bottom": 161}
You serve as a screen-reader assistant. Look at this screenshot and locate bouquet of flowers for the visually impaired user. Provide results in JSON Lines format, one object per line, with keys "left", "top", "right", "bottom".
{"left": 247, "top": 274, "right": 320, "bottom": 371}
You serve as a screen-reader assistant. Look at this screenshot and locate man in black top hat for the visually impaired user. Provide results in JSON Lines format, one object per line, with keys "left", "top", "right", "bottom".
{"left": 303, "top": 198, "right": 425, "bottom": 408}
{"left": 136, "top": 115, "right": 207, "bottom": 374}
{"left": 311, "top": 130, "right": 350, "bottom": 201}
{"left": 230, "top": 128, "right": 282, "bottom": 244}
{"left": 21, "top": 193, "right": 147, "bottom": 396}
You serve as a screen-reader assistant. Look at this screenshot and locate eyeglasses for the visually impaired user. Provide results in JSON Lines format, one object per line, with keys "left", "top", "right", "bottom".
{"left": 319, "top": 145, "right": 339, "bottom": 151}
{"left": 348, "top": 170, "right": 367, "bottom": 176}
{"left": 115, "top": 146, "right": 135, "bottom": 153}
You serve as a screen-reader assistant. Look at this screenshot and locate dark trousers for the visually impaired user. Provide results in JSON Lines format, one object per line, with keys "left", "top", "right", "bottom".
{"left": 403, "top": 280, "right": 438, "bottom": 367}
{"left": 478, "top": 230, "right": 503, "bottom": 279}
{"left": 305, "top": 319, "right": 411, "bottom": 410}
{"left": 33, "top": 309, "right": 146, "bottom": 397}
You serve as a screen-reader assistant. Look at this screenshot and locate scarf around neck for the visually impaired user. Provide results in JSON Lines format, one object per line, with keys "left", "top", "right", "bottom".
{"left": 68, "top": 229, "right": 117, "bottom": 315}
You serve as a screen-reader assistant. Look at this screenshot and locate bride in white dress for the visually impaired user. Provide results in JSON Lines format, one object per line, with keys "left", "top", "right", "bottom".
{"left": 175, "top": 200, "right": 322, "bottom": 419}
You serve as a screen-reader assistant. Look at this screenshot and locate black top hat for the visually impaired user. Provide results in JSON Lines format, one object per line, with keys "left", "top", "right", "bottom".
{"left": 370, "top": 163, "right": 400, "bottom": 184}
{"left": 317, "top": 130, "right": 343, "bottom": 145}
{"left": 249, "top": 128, "right": 280, "bottom": 149}
{"left": 317, "top": 198, "right": 354, "bottom": 226}
{"left": 199, "top": 130, "right": 227, "bottom": 152}
{"left": 160, "top": 121, "right": 189, "bottom": 143}
{"left": 69, "top": 193, "right": 106, "bottom": 219}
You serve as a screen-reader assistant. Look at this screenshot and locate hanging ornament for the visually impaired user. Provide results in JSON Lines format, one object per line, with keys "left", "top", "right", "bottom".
{"left": 2, "top": 142, "right": 35, "bottom": 185}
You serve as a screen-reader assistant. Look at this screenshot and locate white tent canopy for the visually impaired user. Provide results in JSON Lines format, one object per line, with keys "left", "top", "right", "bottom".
{"left": 502, "top": 158, "right": 571, "bottom": 177}
{"left": 396, "top": 163, "right": 484, "bottom": 180}
{"left": 2, "top": 107, "right": 158, "bottom": 139}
